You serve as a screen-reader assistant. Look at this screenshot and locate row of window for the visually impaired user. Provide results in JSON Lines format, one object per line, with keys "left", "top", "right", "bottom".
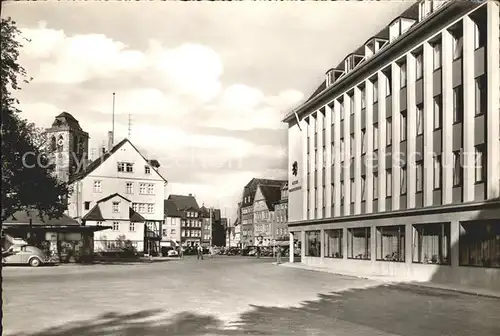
{"left": 117, "top": 162, "right": 152, "bottom": 174}
{"left": 125, "top": 182, "right": 155, "bottom": 195}
{"left": 319, "top": 16, "right": 484, "bottom": 120}
{"left": 162, "top": 228, "right": 177, "bottom": 236}
{"left": 111, "top": 221, "right": 136, "bottom": 232}
{"left": 255, "top": 210, "right": 270, "bottom": 221}
{"left": 307, "top": 145, "right": 486, "bottom": 211}
{"left": 132, "top": 202, "right": 155, "bottom": 214}
{"left": 308, "top": 75, "right": 486, "bottom": 167}
{"left": 186, "top": 211, "right": 199, "bottom": 218}
{"left": 305, "top": 220, "right": 500, "bottom": 268}
{"left": 182, "top": 230, "right": 201, "bottom": 238}
{"left": 97, "top": 240, "right": 139, "bottom": 250}
{"left": 276, "top": 227, "right": 289, "bottom": 236}
{"left": 182, "top": 219, "right": 201, "bottom": 228}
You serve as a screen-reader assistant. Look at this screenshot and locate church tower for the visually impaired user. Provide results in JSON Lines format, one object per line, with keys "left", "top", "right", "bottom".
{"left": 44, "top": 112, "right": 90, "bottom": 183}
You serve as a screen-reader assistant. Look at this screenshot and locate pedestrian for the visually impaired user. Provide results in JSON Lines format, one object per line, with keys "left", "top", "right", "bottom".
{"left": 276, "top": 245, "right": 282, "bottom": 265}
{"left": 256, "top": 246, "right": 261, "bottom": 259}
{"left": 197, "top": 244, "right": 204, "bottom": 260}
{"left": 209, "top": 246, "right": 214, "bottom": 259}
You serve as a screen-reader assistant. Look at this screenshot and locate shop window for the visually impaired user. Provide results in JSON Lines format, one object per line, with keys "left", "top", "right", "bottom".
{"left": 347, "top": 227, "right": 371, "bottom": 260}
{"left": 324, "top": 229, "right": 343, "bottom": 258}
{"left": 376, "top": 225, "right": 405, "bottom": 262}
{"left": 412, "top": 223, "right": 450, "bottom": 265}
{"left": 305, "top": 230, "right": 321, "bottom": 257}
{"left": 459, "top": 221, "right": 500, "bottom": 268}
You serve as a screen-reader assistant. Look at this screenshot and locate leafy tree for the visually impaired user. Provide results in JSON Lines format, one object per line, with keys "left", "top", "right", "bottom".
{"left": 1, "top": 17, "right": 70, "bottom": 221}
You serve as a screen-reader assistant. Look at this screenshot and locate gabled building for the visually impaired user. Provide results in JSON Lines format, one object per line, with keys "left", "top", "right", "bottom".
{"left": 65, "top": 137, "right": 168, "bottom": 256}
{"left": 82, "top": 193, "right": 146, "bottom": 252}
{"left": 168, "top": 194, "right": 202, "bottom": 247}
{"left": 162, "top": 199, "right": 182, "bottom": 251}
{"left": 200, "top": 205, "right": 212, "bottom": 246}
{"left": 273, "top": 182, "right": 290, "bottom": 242}
{"left": 240, "top": 178, "right": 286, "bottom": 247}
{"left": 253, "top": 184, "right": 283, "bottom": 246}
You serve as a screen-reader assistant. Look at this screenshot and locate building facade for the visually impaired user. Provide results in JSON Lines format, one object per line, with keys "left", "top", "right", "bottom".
{"left": 240, "top": 178, "right": 286, "bottom": 247}
{"left": 162, "top": 199, "right": 182, "bottom": 252}
{"left": 283, "top": 0, "right": 500, "bottom": 290}
{"left": 273, "top": 183, "right": 290, "bottom": 242}
{"left": 226, "top": 218, "right": 241, "bottom": 248}
{"left": 66, "top": 137, "right": 167, "bottom": 255}
{"left": 200, "top": 206, "right": 212, "bottom": 247}
{"left": 168, "top": 194, "right": 202, "bottom": 247}
{"left": 253, "top": 184, "right": 282, "bottom": 246}
{"left": 44, "top": 112, "right": 90, "bottom": 183}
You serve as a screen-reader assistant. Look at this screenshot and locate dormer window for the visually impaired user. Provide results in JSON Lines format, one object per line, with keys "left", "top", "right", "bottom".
{"left": 345, "top": 54, "right": 364, "bottom": 72}
{"left": 365, "top": 38, "right": 388, "bottom": 59}
{"left": 419, "top": 0, "right": 447, "bottom": 22}
{"left": 325, "top": 69, "right": 345, "bottom": 87}
{"left": 389, "top": 18, "right": 416, "bottom": 42}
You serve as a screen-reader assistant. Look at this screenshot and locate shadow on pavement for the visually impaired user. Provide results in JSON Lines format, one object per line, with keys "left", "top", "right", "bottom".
{"left": 14, "top": 284, "right": 500, "bottom": 336}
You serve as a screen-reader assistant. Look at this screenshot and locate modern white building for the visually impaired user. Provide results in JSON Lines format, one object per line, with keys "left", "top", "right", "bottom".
{"left": 283, "top": 0, "right": 500, "bottom": 291}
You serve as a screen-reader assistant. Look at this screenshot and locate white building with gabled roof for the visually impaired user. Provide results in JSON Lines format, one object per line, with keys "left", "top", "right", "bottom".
{"left": 67, "top": 137, "right": 168, "bottom": 255}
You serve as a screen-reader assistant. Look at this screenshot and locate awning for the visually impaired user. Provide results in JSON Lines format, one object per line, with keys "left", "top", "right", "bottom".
{"left": 277, "top": 240, "right": 290, "bottom": 246}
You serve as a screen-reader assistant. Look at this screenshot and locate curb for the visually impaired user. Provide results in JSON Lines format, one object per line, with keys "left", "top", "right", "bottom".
{"left": 280, "top": 262, "right": 500, "bottom": 299}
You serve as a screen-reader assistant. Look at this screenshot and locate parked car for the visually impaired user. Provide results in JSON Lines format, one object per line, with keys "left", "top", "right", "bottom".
{"left": 167, "top": 249, "right": 179, "bottom": 257}
{"left": 2, "top": 244, "right": 51, "bottom": 267}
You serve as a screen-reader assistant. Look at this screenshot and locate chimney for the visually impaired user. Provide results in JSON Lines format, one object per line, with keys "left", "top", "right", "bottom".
{"left": 188, "top": 193, "right": 192, "bottom": 196}
{"left": 107, "top": 131, "right": 114, "bottom": 151}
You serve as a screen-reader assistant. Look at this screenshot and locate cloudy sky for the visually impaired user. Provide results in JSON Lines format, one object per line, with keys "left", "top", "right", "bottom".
{"left": 3, "top": 1, "right": 411, "bottom": 220}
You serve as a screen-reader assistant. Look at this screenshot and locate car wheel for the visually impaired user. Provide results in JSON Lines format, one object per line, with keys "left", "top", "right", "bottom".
{"left": 29, "top": 257, "right": 41, "bottom": 267}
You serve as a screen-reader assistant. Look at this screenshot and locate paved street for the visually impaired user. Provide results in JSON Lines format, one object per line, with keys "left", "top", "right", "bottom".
{"left": 3, "top": 257, "right": 500, "bottom": 336}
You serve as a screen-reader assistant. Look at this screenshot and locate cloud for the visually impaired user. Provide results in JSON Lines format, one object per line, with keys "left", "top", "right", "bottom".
{"left": 205, "top": 84, "right": 304, "bottom": 130}
{"left": 16, "top": 21, "right": 299, "bottom": 219}
{"left": 21, "top": 22, "right": 147, "bottom": 84}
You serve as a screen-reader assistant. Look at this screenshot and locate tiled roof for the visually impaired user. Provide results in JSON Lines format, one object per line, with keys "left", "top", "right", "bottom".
{"left": 3, "top": 210, "right": 80, "bottom": 226}
{"left": 164, "top": 199, "right": 182, "bottom": 217}
{"left": 82, "top": 205, "right": 103, "bottom": 221}
{"left": 51, "top": 111, "right": 83, "bottom": 131}
{"left": 259, "top": 185, "right": 283, "bottom": 210}
{"left": 97, "top": 193, "right": 132, "bottom": 204}
{"left": 168, "top": 194, "right": 200, "bottom": 211}
{"left": 129, "top": 208, "right": 146, "bottom": 222}
{"left": 81, "top": 205, "right": 145, "bottom": 222}
{"left": 69, "top": 138, "right": 168, "bottom": 183}
{"left": 242, "top": 178, "right": 287, "bottom": 207}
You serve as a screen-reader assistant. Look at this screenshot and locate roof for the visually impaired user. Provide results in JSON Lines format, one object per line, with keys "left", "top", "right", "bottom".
{"left": 81, "top": 205, "right": 145, "bottom": 222}
{"left": 164, "top": 199, "right": 182, "bottom": 217}
{"left": 259, "top": 185, "right": 283, "bottom": 210}
{"left": 244, "top": 178, "right": 286, "bottom": 189}
{"left": 213, "top": 209, "right": 221, "bottom": 221}
{"left": 168, "top": 194, "right": 200, "bottom": 211}
{"left": 69, "top": 138, "right": 168, "bottom": 184}
{"left": 97, "top": 193, "right": 132, "bottom": 204}
{"left": 283, "top": 1, "right": 439, "bottom": 122}
{"left": 50, "top": 111, "right": 83, "bottom": 131}
{"left": 82, "top": 205, "right": 103, "bottom": 221}
{"left": 3, "top": 210, "right": 80, "bottom": 226}
{"left": 199, "top": 206, "right": 210, "bottom": 218}
{"left": 129, "top": 208, "right": 146, "bottom": 222}
{"left": 242, "top": 178, "right": 286, "bottom": 207}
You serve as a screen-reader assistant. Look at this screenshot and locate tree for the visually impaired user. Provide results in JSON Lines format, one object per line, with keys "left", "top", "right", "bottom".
{"left": 1, "top": 17, "right": 70, "bottom": 221}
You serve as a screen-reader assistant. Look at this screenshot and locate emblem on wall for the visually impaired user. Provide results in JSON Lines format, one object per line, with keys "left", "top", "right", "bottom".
{"left": 292, "top": 161, "right": 298, "bottom": 176}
